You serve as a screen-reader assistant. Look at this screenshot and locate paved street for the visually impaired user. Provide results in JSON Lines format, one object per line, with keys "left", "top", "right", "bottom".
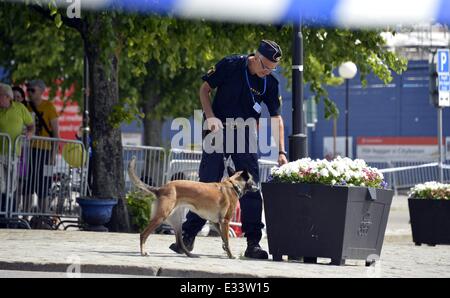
{"left": 0, "top": 195, "right": 448, "bottom": 278}
{"left": 0, "top": 229, "right": 449, "bottom": 278}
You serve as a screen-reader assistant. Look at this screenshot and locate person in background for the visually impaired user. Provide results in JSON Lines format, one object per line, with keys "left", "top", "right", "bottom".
{"left": 26, "top": 80, "right": 59, "bottom": 140}
{"left": 0, "top": 83, "right": 34, "bottom": 218}
{"left": 24, "top": 79, "right": 59, "bottom": 208}
{"left": 12, "top": 86, "right": 30, "bottom": 197}
{"left": 12, "top": 86, "right": 27, "bottom": 105}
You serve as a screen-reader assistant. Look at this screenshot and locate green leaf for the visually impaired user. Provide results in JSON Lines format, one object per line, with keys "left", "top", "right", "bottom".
{"left": 54, "top": 13, "right": 62, "bottom": 28}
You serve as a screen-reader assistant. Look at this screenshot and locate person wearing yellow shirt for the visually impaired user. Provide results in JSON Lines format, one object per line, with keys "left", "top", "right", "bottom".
{"left": 26, "top": 80, "right": 59, "bottom": 140}
{"left": 25, "top": 80, "right": 59, "bottom": 206}
{"left": 0, "top": 83, "right": 35, "bottom": 214}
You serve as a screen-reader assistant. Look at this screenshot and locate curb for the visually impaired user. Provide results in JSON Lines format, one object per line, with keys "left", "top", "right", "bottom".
{"left": 0, "top": 261, "right": 264, "bottom": 278}
{"left": 383, "top": 234, "right": 413, "bottom": 243}
{"left": 0, "top": 261, "right": 159, "bottom": 277}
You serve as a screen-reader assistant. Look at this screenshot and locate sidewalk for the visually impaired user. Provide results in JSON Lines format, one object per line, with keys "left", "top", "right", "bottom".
{"left": 1, "top": 195, "right": 449, "bottom": 278}
{"left": 384, "top": 194, "right": 413, "bottom": 242}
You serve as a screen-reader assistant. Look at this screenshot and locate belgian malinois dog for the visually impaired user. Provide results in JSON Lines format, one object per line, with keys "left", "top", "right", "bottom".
{"left": 128, "top": 156, "right": 259, "bottom": 258}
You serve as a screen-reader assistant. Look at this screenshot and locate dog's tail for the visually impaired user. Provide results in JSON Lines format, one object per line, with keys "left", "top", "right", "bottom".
{"left": 128, "top": 156, "right": 160, "bottom": 195}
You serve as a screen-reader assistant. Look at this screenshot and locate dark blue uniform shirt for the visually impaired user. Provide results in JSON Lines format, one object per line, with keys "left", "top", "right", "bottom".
{"left": 201, "top": 54, "right": 281, "bottom": 122}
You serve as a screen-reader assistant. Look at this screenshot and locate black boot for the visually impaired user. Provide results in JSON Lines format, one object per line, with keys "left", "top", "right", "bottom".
{"left": 244, "top": 241, "right": 268, "bottom": 260}
{"left": 169, "top": 233, "right": 196, "bottom": 254}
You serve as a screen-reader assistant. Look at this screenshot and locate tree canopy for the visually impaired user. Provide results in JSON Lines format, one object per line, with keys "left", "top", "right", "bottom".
{"left": 0, "top": 1, "right": 407, "bottom": 231}
{"left": 0, "top": 1, "right": 407, "bottom": 124}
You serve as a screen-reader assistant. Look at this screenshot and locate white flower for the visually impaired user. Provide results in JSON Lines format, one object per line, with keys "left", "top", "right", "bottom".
{"left": 329, "top": 169, "right": 339, "bottom": 177}
{"left": 352, "top": 171, "right": 362, "bottom": 179}
{"left": 270, "top": 166, "right": 279, "bottom": 175}
{"left": 409, "top": 181, "right": 450, "bottom": 199}
{"left": 344, "top": 172, "right": 352, "bottom": 181}
{"left": 270, "top": 156, "right": 385, "bottom": 188}
{"left": 319, "top": 168, "right": 329, "bottom": 177}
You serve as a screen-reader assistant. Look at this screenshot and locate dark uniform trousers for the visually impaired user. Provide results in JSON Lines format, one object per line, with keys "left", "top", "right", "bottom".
{"left": 182, "top": 127, "right": 264, "bottom": 243}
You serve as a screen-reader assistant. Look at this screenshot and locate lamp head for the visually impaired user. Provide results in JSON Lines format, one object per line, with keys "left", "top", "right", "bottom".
{"left": 339, "top": 61, "right": 357, "bottom": 79}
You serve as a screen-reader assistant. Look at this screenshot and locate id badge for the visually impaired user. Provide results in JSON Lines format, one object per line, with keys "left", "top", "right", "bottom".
{"left": 253, "top": 102, "right": 262, "bottom": 114}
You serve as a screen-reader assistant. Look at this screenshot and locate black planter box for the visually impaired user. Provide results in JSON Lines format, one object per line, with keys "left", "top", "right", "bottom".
{"left": 262, "top": 183, "right": 394, "bottom": 265}
{"left": 408, "top": 198, "right": 450, "bottom": 246}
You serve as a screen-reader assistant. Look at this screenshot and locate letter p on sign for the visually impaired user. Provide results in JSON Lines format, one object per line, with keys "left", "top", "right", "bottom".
{"left": 438, "top": 49, "right": 449, "bottom": 74}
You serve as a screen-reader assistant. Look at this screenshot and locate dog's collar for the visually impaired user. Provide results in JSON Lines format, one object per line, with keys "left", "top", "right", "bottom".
{"left": 229, "top": 181, "right": 244, "bottom": 197}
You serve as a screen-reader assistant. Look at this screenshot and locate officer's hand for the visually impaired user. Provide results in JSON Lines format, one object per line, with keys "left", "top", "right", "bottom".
{"left": 206, "top": 117, "right": 223, "bottom": 133}
{"left": 278, "top": 153, "right": 288, "bottom": 166}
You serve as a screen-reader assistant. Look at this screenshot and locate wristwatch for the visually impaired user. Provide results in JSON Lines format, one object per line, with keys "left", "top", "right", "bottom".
{"left": 279, "top": 150, "right": 287, "bottom": 156}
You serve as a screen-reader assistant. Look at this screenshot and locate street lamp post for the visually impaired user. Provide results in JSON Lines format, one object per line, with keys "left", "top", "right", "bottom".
{"left": 289, "top": 19, "right": 308, "bottom": 161}
{"left": 338, "top": 62, "right": 357, "bottom": 158}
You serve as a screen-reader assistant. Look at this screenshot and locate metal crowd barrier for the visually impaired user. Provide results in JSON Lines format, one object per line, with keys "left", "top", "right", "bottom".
{"left": 123, "top": 145, "right": 167, "bottom": 192}
{"left": 126, "top": 149, "right": 450, "bottom": 194}
{"left": 392, "top": 161, "right": 450, "bottom": 189}
{"left": 258, "top": 159, "right": 278, "bottom": 186}
{"left": 166, "top": 148, "right": 203, "bottom": 182}
{"left": 374, "top": 161, "right": 450, "bottom": 192}
{"left": 0, "top": 133, "right": 12, "bottom": 220}
{"left": 9, "top": 136, "right": 89, "bottom": 221}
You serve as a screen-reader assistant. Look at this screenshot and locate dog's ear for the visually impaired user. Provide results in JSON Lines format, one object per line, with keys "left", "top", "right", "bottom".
{"left": 241, "top": 170, "right": 250, "bottom": 181}
{"left": 227, "top": 166, "right": 236, "bottom": 177}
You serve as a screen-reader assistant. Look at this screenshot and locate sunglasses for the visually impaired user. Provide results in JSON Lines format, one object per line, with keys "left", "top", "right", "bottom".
{"left": 27, "top": 88, "right": 36, "bottom": 93}
{"left": 258, "top": 55, "right": 277, "bottom": 72}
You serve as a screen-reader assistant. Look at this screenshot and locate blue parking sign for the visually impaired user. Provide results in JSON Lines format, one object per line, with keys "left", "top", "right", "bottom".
{"left": 439, "top": 74, "right": 450, "bottom": 92}
{"left": 438, "top": 49, "right": 450, "bottom": 107}
{"left": 437, "top": 49, "right": 449, "bottom": 74}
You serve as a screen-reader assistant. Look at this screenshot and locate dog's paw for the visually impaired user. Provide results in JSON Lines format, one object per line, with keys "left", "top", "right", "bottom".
{"left": 141, "top": 251, "right": 149, "bottom": 257}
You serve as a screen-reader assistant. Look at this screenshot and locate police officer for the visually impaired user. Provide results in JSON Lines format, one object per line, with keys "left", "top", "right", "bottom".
{"left": 170, "top": 40, "right": 288, "bottom": 259}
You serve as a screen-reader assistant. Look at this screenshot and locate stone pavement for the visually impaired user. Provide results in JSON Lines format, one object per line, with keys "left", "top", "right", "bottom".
{"left": 0, "top": 195, "right": 449, "bottom": 278}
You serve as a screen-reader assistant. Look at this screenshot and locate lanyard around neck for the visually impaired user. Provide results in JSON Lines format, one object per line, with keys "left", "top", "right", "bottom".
{"left": 245, "top": 57, "right": 266, "bottom": 104}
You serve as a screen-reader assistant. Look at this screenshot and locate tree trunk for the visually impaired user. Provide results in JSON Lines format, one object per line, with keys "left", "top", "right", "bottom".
{"left": 84, "top": 19, "right": 130, "bottom": 232}
{"left": 143, "top": 104, "right": 163, "bottom": 147}
{"left": 141, "top": 75, "right": 163, "bottom": 147}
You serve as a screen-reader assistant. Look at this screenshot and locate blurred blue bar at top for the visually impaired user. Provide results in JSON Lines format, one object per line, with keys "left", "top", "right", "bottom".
{"left": 5, "top": 0, "right": 450, "bottom": 27}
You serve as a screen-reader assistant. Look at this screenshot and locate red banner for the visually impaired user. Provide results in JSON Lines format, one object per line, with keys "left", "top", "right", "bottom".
{"left": 54, "top": 98, "right": 82, "bottom": 140}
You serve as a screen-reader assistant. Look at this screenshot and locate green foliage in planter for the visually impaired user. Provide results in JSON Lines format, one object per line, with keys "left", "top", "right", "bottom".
{"left": 409, "top": 182, "right": 450, "bottom": 200}
{"left": 126, "top": 191, "right": 155, "bottom": 232}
